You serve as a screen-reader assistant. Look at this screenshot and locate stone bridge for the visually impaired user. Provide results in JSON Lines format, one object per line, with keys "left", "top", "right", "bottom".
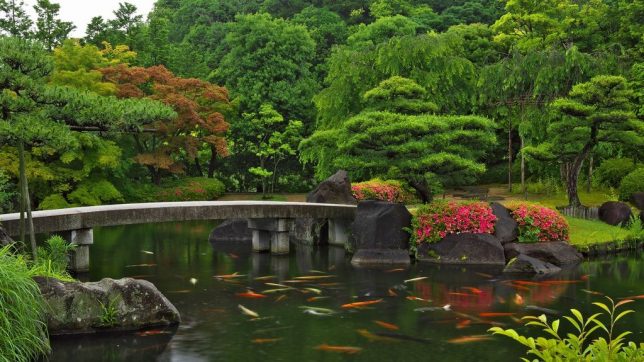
{"left": 0, "top": 201, "right": 356, "bottom": 272}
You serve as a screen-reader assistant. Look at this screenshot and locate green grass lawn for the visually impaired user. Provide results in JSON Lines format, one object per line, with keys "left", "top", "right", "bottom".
{"left": 565, "top": 216, "right": 633, "bottom": 246}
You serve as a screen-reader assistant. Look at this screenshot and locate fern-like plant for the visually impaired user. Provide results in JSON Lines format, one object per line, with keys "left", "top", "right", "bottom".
{"left": 489, "top": 297, "right": 643, "bottom": 361}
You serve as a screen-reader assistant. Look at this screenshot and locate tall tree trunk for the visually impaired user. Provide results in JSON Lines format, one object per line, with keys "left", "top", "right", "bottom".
{"left": 565, "top": 160, "right": 583, "bottom": 208}
{"left": 18, "top": 143, "right": 36, "bottom": 259}
{"left": 18, "top": 142, "right": 25, "bottom": 245}
{"left": 409, "top": 180, "right": 432, "bottom": 204}
{"left": 587, "top": 155, "right": 593, "bottom": 193}
{"left": 271, "top": 158, "right": 281, "bottom": 194}
{"left": 508, "top": 123, "right": 513, "bottom": 192}
{"left": 207, "top": 146, "right": 217, "bottom": 178}
{"left": 194, "top": 157, "right": 203, "bottom": 177}
{"left": 260, "top": 158, "right": 267, "bottom": 199}
{"left": 520, "top": 135, "right": 526, "bottom": 200}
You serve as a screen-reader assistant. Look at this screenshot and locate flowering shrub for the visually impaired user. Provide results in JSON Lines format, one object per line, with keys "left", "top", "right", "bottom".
{"left": 412, "top": 201, "right": 496, "bottom": 244}
{"left": 352, "top": 179, "right": 414, "bottom": 203}
{"left": 158, "top": 177, "right": 225, "bottom": 201}
{"left": 508, "top": 203, "right": 569, "bottom": 243}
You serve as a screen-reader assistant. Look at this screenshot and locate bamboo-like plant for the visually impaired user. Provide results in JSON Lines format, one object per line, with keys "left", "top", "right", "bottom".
{"left": 489, "top": 296, "right": 643, "bottom": 361}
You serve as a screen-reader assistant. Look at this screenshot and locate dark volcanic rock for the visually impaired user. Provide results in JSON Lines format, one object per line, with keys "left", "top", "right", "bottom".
{"left": 306, "top": 170, "right": 357, "bottom": 205}
{"left": 417, "top": 233, "right": 505, "bottom": 265}
{"left": 0, "top": 225, "right": 12, "bottom": 247}
{"left": 34, "top": 277, "right": 180, "bottom": 335}
{"left": 291, "top": 218, "right": 328, "bottom": 245}
{"left": 631, "top": 192, "right": 644, "bottom": 210}
{"left": 491, "top": 202, "right": 518, "bottom": 244}
{"left": 598, "top": 201, "right": 632, "bottom": 226}
{"left": 503, "top": 254, "right": 561, "bottom": 275}
{"left": 351, "top": 201, "right": 411, "bottom": 265}
{"left": 208, "top": 218, "right": 252, "bottom": 243}
{"left": 504, "top": 242, "right": 583, "bottom": 267}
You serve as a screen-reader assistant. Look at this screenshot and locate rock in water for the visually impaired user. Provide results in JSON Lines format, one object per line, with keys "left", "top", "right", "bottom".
{"left": 306, "top": 170, "right": 357, "bottom": 205}
{"left": 491, "top": 202, "right": 518, "bottom": 244}
{"left": 0, "top": 225, "right": 13, "bottom": 247}
{"left": 417, "top": 233, "right": 505, "bottom": 265}
{"left": 598, "top": 201, "right": 632, "bottom": 226}
{"left": 293, "top": 170, "right": 356, "bottom": 245}
{"left": 208, "top": 218, "right": 252, "bottom": 243}
{"left": 503, "top": 254, "right": 561, "bottom": 275}
{"left": 351, "top": 201, "right": 412, "bottom": 265}
{"left": 504, "top": 242, "right": 583, "bottom": 267}
{"left": 631, "top": 192, "right": 644, "bottom": 210}
{"left": 34, "top": 277, "right": 180, "bottom": 335}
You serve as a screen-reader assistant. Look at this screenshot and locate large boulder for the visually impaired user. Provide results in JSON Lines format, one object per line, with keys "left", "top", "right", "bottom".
{"left": 504, "top": 242, "right": 583, "bottom": 267}
{"left": 417, "top": 233, "right": 506, "bottom": 265}
{"left": 293, "top": 170, "right": 356, "bottom": 245}
{"left": 631, "top": 192, "right": 644, "bottom": 210}
{"left": 351, "top": 201, "right": 411, "bottom": 265}
{"left": 306, "top": 170, "right": 357, "bottom": 205}
{"left": 0, "top": 225, "right": 12, "bottom": 247}
{"left": 598, "top": 201, "right": 632, "bottom": 226}
{"left": 491, "top": 202, "right": 518, "bottom": 244}
{"left": 208, "top": 218, "right": 252, "bottom": 243}
{"left": 503, "top": 254, "right": 561, "bottom": 275}
{"left": 34, "top": 277, "right": 180, "bottom": 335}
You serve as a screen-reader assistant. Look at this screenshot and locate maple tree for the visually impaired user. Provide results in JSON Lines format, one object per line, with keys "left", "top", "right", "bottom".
{"left": 101, "top": 64, "right": 231, "bottom": 184}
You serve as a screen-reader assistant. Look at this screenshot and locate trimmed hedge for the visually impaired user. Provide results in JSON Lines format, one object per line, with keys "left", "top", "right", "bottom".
{"left": 352, "top": 179, "right": 415, "bottom": 203}
{"left": 411, "top": 201, "right": 496, "bottom": 244}
{"left": 507, "top": 202, "right": 569, "bottom": 243}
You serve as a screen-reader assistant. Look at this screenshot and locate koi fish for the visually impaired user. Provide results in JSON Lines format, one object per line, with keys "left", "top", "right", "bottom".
{"left": 227, "top": 253, "right": 239, "bottom": 259}
{"left": 385, "top": 268, "right": 405, "bottom": 273}
{"left": 136, "top": 329, "right": 171, "bottom": 336}
{"left": 356, "top": 329, "right": 398, "bottom": 342}
{"left": 265, "top": 283, "right": 291, "bottom": 288}
{"left": 214, "top": 272, "right": 246, "bottom": 279}
{"left": 374, "top": 320, "right": 399, "bottom": 330}
{"left": 479, "top": 312, "right": 515, "bottom": 317}
{"left": 372, "top": 332, "right": 431, "bottom": 344}
{"left": 475, "top": 272, "right": 493, "bottom": 278}
{"left": 189, "top": 278, "right": 197, "bottom": 285}
{"left": 511, "top": 284, "right": 532, "bottom": 291}
{"left": 252, "top": 338, "right": 281, "bottom": 344}
{"left": 254, "top": 275, "right": 276, "bottom": 281}
{"left": 262, "top": 288, "right": 293, "bottom": 294}
{"left": 307, "top": 296, "right": 330, "bottom": 302}
{"left": 404, "top": 277, "right": 428, "bottom": 283}
{"left": 341, "top": 299, "right": 383, "bottom": 309}
{"left": 448, "top": 292, "right": 477, "bottom": 297}
{"left": 238, "top": 304, "right": 259, "bottom": 318}
{"left": 282, "top": 280, "right": 308, "bottom": 283}
{"left": 141, "top": 250, "right": 154, "bottom": 255}
{"left": 581, "top": 289, "right": 604, "bottom": 296}
{"left": 236, "top": 291, "right": 267, "bottom": 299}
{"left": 304, "top": 309, "right": 333, "bottom": 316}
{"left": 414, "top": 305, "right": 451, "bottom": 312}
{"left": 124, "top": 264, "right": 157, "bottom": 268}
{"left": 274, "top": 295, "right": 287, "bottom": 302}
{"left": 303, "top": 288, "right": 322, "bottom": 295}
{"left": 462, "top": 287, "right": 483, "bottom": 295}
{"left": 388, "top": 289, "right": 398, "bottom": 297}
{"left": 314, "top": 344, "right": 362, "bottom": 354}
{"left": 512, "top": 280, "right": 541, "bottom": 286}
{"left": 514, "top": 293, "right": 524, "bottom": 305}
{"left": 580, "top": 274, "right": 590, "bottom": 281}
{"left": 406, "top": 296, "right": 431, "bottom": 302}
{"left": 308, "top": 270, "right": 327, "bottom": 274}
{"left": 295, "top": 275, "right": 335, "bottom": 280}
{"left": 456, "top": 319, "right": 471, "bottom": 329}
{"left": 448, "top": 335, "right": 491, "bottom": 344}
{"left": 542, "top": 280, "right": 582, "bottom": 285}
{"left": 620, "top": 295, "right": 644, "bottom": 300}
{"left": 298, "top": 306, "right": 335, "bottom": 313}
{"left": 317, "top": 282, "right": 341, "bottom": 287}
{"left": 524, "top": 306, "right": 560, "bottom": 316}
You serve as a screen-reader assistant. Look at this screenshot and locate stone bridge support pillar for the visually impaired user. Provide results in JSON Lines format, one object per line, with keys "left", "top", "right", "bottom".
{"left": 248, "top": 219, "right": 292, "bottom": 255}
{"left": 328, "top": 218, "right": 351, "bottom": 247}
{"left": 60, "top": 228, "right": 93, "bottom": 273}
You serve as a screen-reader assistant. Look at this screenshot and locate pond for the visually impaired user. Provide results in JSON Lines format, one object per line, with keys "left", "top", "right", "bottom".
{"left": 48, "top": 221, "right": 643, "bottom": 361}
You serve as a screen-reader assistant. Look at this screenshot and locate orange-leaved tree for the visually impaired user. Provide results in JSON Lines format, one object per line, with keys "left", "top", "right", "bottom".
{"left": 101, "top": 64, "right": 231, "bottom": 184}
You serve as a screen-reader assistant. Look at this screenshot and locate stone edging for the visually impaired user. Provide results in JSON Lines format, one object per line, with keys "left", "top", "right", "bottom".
{"left": 575, "top": 238, "right": 643, "bottom": 257}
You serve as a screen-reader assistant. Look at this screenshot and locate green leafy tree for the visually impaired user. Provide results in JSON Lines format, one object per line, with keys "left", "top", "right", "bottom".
{"left": 0, "top": 0, "right": 31, "bottom": 38}
{"left": 32, "top": 0, "right": 75, "bottom": 50}
{"left": 526, "top": 76, "right": 642, "bottom": 207}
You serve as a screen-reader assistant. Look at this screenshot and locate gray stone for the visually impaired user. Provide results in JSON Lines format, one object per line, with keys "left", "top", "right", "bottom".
{"left": 0, "top": 225, "right": 12, "bottom": 247}
{"left": 491, "top": 202, "right": 518, "bottom": 244}
{"left": 351, "top": 249, "right": 410, "bottom": 265}
{"left": 291, "top": 218, "right": 327, "bottom": 245}
{"left": 351, "top": 201, "right": 411, "bottom": 265}
{"left": 631, "top": 192, "right": 644, "bottom": 210}
{"left": 417, "top": 233, "right": 505, "bottom": 265}
{"left": 504, "top": 242, "right": 583, "bottom": 267}
{"left": 208, "top": 218, "right": 252, "bottom": 242}
{"left": 306, "top": 170, "right": 357, "bottom": 205}
{"left": 598, "top": 201, "right": 632, "bottom": 226}
{"left": 503, "top": 254, "right": 562, "bottom": 275}
{"left": 34, "top": 276, "right": 180, "bottom": 335}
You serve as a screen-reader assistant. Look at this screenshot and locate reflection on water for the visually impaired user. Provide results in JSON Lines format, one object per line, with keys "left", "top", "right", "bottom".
{"left": 48, "top": 221, "right": 643, "bottom": 362}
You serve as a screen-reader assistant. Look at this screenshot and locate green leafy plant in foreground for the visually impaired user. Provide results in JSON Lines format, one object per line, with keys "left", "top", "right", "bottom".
{"left": 489, "top": 297, "right": 643, "bottom": 361}
{"left": 97, "top": 296, "right": 121, "bottom": 328}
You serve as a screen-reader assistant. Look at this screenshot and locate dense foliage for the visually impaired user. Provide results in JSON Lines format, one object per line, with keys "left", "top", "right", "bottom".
{"left": 412, "top": 201, "right": 496, "bottom": 244}
{"left": 619, "top": 168, "right": 644, "bottom": 202}
{"left": 509, "top": 203, "right": 569, "bottom": 242}
{"left": 351, "top": 179, "right": 413, "bottom": 203}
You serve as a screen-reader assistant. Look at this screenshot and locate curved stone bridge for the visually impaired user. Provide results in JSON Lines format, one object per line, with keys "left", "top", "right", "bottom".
{"left": 0, "top": 201, "right": 356, "bottom": 272}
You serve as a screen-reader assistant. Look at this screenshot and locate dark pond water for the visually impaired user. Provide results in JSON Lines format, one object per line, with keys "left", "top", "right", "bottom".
{"left": 48, "top": 221, "right": 643, "bottom": 361}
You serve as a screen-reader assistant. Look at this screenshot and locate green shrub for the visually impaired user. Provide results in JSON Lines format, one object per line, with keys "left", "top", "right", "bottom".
{"left": 38, "top": 194, "right": 73, "bottom": 210}
{"left": 619, "top": 168, "right": 644, "bottom": 201}
{"left": 489, "top": 296, "right": 643, "bottom": 361}
{"left": 158, "top": 177, "right": 226, "bottom": 201}
{"left": 0, "top": 245, "right": 50, "bottom": 362}
{"left": 32, "top": 236, "right": 76, "bottom": 280}
{"left": 0, "top": 170, "right": 16, "bottom": 213}
{"left": 67, "top": 179, "right": 124, "bottom": 206}
{"left": 596, "top": 158, "right": 637, "bottom": 188}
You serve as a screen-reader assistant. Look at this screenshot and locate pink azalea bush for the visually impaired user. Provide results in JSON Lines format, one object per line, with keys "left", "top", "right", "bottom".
{"left": 412, "top": 201, "right": 496, "bottom": 244}
{"left": 352, "top": 179, "right": 414, "bottom": 203}
{"left": 508, "top": 203, "right": 569, "bottom": 243}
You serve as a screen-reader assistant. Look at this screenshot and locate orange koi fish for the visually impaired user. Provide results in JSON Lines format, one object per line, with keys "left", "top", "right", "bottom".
{"left": 341, "top": 299, "right": 383, "bottom": 309}
{"left": 236, "top": 291, "right": 267, "bottom": 299}
{"left": 479, "top": 312, "right": 515, "bottom": 317}
{"left": 448, "top": 292, "right": 478, "bottom": 297}
{"left": 385, "top": 268, "right": 405, "bottom": 273}
{"left": 136, "top": 329, "right": 171, "bottom": 336}
{"left": 512, "top": 280, "right": 541, "bottom": 286}
{"left": 456, "top": 319, "right": 471, "bottom": 329}
{"left": 514, "top": 293, "right": 524, "bottom": 305}
{"left": 213, "top": 272, "right": 246, "bottom": 279}
{"left": 511, "top": 284, "right": 532, "bottom": 291}
{"left": 620, "top": 295, "right": 644, "bottom": 300}
{"left": 448, "top": 335, "right": 492, "bottom": 344}
{"left": 388, "top": 289, "right": 398, "bottom": 297}
{"left": 314, "top": 344, "right": 362, "bottom": 354}
{"left": 406, "top": 296, "right": 431, "bottom": 302}
{"left": 580, "top": 274, "right": 590, "bottom": 281}
{"left": 252, "top": 338, "right": 281, "bottom": 344}
{"left": 374, "top": 320, "right": 399, "bottom": 330}
{"left": 356, "top": 329, "right": 398, "bottom": 342}
{"left": 462, "top": 287, "right": 483, "bottom": 295}
{"left": 307, "top": 296, "right": 329, "bottom": 302}
{"left": 295, "top": 275, "right": 335, "bottom": 280}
